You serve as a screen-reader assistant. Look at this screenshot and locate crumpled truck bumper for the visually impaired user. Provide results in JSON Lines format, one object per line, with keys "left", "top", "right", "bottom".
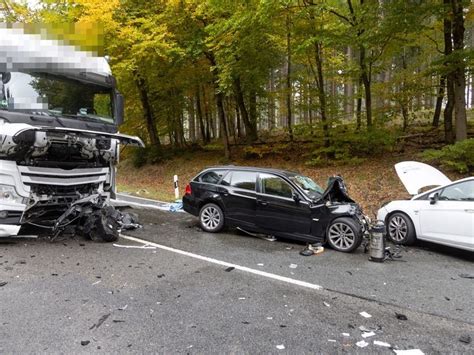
{"left": 0, "top": 224, "right": 21, "bottom": 237}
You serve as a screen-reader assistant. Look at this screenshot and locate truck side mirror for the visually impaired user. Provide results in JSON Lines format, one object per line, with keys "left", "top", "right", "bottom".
{"left": 115, "top": 93, "right": 124, "bottom": 126}
{"left": 429, "top": 192, "right": 439, "bottom": 205}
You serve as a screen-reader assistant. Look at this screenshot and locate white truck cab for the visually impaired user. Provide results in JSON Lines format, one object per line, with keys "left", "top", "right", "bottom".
{"left": 0, "top": 27, "right": 144, "bottom": 241}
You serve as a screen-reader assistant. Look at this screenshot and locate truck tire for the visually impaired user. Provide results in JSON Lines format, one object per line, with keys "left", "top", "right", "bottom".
{"left": 84, "top": 207, "right": 119, "bottom": 242}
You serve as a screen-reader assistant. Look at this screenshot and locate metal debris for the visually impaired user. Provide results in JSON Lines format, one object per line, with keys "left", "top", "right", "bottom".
{"left": 359, "top": 311, "right": 372, "bottom": 318}
{"left": 361, "top": 331, "right": 376, "bottom": 338}
{"left": 356, "top": 340, "right": 369, "bottom": 348}
{"left": 393, "top": 349, "right": 425, "bottom": 355}
{"left": 459, "top": 334, "right": 471, "bottom": 344}
{"left": 373, "top": 340, "right": 391, "bottom": 347}
{"left": 396, "top": 313, "right": 408, "bottom": 321}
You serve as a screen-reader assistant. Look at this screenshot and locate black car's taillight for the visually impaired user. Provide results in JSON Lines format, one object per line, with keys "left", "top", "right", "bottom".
{"left": 185, "top": 184, "right": 192, "bottom": 195}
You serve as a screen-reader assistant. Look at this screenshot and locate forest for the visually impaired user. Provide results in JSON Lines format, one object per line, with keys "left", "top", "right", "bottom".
{"left": 1, "top": 0, "right": 473, "bottom": 172}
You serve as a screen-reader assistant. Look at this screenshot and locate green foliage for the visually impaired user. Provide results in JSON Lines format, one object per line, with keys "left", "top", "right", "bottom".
{"left": 243, "top": 143, "right": 290, "bottom": 159}
{"left": 421, "top": 139, "right": 474, "bottom": 174}
{"left": 131, "top": 146, "right": 164, "bottom": 168}
{"left": 306, "top": 126, "right": 399, "bottom": 167}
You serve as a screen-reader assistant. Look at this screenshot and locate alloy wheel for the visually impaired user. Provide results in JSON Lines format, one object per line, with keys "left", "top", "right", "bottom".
{"left": 201, "top": 206, "right": 221, "bottom": 230}
{"left": 328, "top": 222, "right": 356, "bottom": 251}
{"left": 388, "top": 216, "right": 408, "bottom": 242}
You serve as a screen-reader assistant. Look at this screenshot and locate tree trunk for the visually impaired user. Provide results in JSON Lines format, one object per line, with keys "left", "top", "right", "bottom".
{"left": 451, "top": 0, "right": 467, "bottom": 141}
{"left": 134, "top": 73, "right": 160, "bottom": 147}
{"left": 249, "top": 90, "right": 258, "bottom": 134}
{"left": 432, "top": 76, "right": 445, "bottom": 127}
{"left": 360, "top": 45, "right": 372, "bottom": 128}
{"left": 215, "top": 91, "right": 230, "bottom": 159}
{"left": 286, "top": 14, "right": 293, "bottom": 141}
{"left": 188, "top": 96, "right": 195, "bottom": 143}
{"left": 443, "top": 0, "right": 455, "bottom": 143}
{"left": 195, "top": 87, "right": 207, "bottom": 143}
{"left": 233, "top": 77, "right": 258, "bottom": 142}
{"left": 314, "top": 41, "right": 329, "bottom": 146}
{"left": 356, "top": 78, "right": 362, "bottom": 130}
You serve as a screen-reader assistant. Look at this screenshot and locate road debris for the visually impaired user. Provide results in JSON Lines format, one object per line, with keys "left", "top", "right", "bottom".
{"left": 289, "top": 264, "right": 298, "bottom": 269}
{"left": 356, "top": 340, "right": 369, "bottom": 348}
{"left": 459, "top": 273, "right": 474, "bottom": 279}
{"left": 113, "top": 244, "right": 156, "bottom": 250}
{"left": 80, "top": 340, "right": 90, "bottom": 346}
{"left": 118, "top": 304, "right": 128, "bottom": 311}
{"left": 300, "top": 243, "right": 324, "bottom": 256}
{"left": 359, "top": 311, "right": 372, "bottom": 318}
{"left": 323, "top": 302, "right": 331, "bottom": 308}
{"left": 459, "top": 334, "right": 471, "bottom": 344}
{"left": 342, "top": 333, "right": 350, "bottom": 337}
{"left": 92, "top": 280, "right": 101, "bottom": 285}
{"left": 276, "top": 345, "right": 285, "bottom": 350}
{"left": 90, "top": 313, "right": 110, "bottom": 330}
{"left": 393, "top": 349, "right": 424, "bottom": 355}
{"left": 361, "top": 331, "right": 376, "bottom": 338}
{"left": 373, "top": 340, "right": 391, "bottom": 347}
{"left": 238, "top": 297, "right": 246, "bottom": 300}
{"left": 395, "top": 312, "right": 408, "bottom": 321}
{"left": 257, "top": 263, "right": 264, "bottom": 266}
{"left": 328, "top": 339, "right": 336, "bottom": 342}
{"left": 0, "top": 281, "right": 7, "bottom": 287}
{"left": 225, "top": 267, "right": 235, "bottom": 272}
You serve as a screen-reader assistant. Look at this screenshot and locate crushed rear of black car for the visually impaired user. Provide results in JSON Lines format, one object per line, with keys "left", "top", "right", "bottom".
{"left": 183, "top": 166, "right": 368, "bottom": 252}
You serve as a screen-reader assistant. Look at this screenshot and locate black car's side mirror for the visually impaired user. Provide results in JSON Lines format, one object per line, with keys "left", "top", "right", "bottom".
{"left": 429, "top": 192, "right": 439, "bottom": 205}
{"left": 292, "top": 193, "right": 300, "bottom": 203}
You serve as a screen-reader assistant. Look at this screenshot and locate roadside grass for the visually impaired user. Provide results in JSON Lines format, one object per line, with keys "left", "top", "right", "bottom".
{"left": 117, "top": 144, "right": 464, "bottom": 217}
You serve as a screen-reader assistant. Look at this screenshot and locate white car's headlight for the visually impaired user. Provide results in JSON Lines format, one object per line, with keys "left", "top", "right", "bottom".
{"left": 0, "top": 185, "right": 24, "bottom": 204}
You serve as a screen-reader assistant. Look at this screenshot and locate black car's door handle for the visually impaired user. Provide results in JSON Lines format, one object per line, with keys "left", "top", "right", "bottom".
{"left": 219, "top": 188, "right": 229, "bottom": 196}
{"left": 257, "top": 199, "right": 268, "bottom": 206}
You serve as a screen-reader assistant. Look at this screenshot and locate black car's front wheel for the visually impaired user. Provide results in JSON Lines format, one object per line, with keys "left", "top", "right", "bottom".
{"left": 199, "top": 203, "right": 225, "bottom": 233}
{"left": 326, "top": 217, "right": 362, "bottom": 253}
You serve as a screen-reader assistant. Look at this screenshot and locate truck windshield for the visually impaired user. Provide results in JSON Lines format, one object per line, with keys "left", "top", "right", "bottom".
{"left": 0, "top": 72, "right": 114, "bottom": 124}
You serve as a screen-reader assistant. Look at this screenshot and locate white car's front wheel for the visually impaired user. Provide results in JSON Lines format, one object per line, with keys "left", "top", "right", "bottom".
{"left": 387, "top": 212, "right": 416, "bottom": 245}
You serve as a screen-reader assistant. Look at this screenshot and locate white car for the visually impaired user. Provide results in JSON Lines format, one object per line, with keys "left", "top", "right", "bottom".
{"left": 377, "top": 161, "right": 473, "bottom": 252}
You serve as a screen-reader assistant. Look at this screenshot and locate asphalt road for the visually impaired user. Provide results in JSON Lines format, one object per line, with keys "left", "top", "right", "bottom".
{"left": 0, "top": 207, "right": 473, "bottom": 354}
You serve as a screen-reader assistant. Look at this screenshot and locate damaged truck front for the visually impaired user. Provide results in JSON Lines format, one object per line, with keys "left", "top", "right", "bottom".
{"left": 0, "top": 27, "right": 144, "bottom": 241}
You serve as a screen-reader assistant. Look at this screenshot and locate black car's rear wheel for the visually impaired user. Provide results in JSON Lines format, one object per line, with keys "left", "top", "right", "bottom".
{"left": 199, "top": 203, "right": 224, "bottom": 233}
{"left": 326, "top": 217, "right": 362, "bottom": 253}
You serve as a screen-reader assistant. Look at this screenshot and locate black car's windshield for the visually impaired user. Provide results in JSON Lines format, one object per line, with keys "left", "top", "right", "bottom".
{"left": 289, "top": 175, "right": 324, "bottom": 198}
{"left": 0, "top": 72, "right": 114, "bottom": 124}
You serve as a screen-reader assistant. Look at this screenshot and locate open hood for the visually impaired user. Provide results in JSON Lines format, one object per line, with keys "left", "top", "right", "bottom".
{"left": 320, "top": 176, "right": 355, "bottom": 203}
{"left": 13, "top": 126, "right": 145, "bottom": 147}
{"left": 395, "top": 161, "right": 451, "bottom": 195}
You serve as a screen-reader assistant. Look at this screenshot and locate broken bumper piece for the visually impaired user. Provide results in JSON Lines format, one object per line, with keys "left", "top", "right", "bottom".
{"left": 0, "top": 224, "right": 20, "bottom": 237}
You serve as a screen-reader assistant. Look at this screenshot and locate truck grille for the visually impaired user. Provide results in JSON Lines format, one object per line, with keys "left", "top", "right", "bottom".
{"left": 18, "top": 166, "right": 109, "bottom": 186}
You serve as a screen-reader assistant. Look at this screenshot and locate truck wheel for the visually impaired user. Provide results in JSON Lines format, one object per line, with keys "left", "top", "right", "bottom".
{"left": 199, "top": 203, "right": 224, "bottom": 233}
{"left": 387, "top": 212, "right": 416, "bottom": 245}
{"left": 326, "top": 217, "right": 363, "bottom": 253}
{"left": 84, "top": 207, "right": 119, "bottom": 242}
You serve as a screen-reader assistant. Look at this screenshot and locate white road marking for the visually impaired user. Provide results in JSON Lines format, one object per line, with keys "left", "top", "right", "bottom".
{"left": 120, "top": 234, "right": 323, "bottom": 291}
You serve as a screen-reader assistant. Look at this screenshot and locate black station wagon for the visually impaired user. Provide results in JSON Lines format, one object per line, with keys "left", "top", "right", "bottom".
{"left": 183, "top": 166, "right": 368, "bottom": 252}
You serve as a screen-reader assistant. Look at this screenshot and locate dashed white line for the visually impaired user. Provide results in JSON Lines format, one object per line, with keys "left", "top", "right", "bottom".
{"left": 120, "top": 234, "right": 323, "bottom": 291}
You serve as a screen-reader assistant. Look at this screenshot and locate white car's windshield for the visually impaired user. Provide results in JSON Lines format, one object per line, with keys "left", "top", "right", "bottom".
{"left": 0, "top": 72, "right": 114, "bottom": 124}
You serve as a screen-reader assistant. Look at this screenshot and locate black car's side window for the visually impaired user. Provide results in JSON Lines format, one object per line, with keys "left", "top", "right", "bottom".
{"left": 200, "top": 170, "right": 228, "bottom": 184}
{"left": 260, "top": 173, "right": 293, "bottom": 198}
{"left": 230, "top": 171, "right": 257, "bottom": 191}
